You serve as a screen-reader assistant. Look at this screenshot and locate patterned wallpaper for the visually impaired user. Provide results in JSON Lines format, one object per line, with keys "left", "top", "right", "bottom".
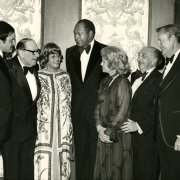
{"left": 0, "top": 0, "right": 41, "bottom": 47}
{"left": 82, "top": 0, "right": 149, "bottom": 71}
{"left": 0, "top": 0, "right": 41, "bottom": 176}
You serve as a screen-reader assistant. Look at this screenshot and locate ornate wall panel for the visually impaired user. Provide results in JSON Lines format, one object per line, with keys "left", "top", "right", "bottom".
{"left": 0, "top": 0, "right": 41, "bottom": 176}
{"left": 0, "top": 0, "right": 41, "bottom": 47}
{"left": 82, "top": 0, "right": 149, "bottom": 71}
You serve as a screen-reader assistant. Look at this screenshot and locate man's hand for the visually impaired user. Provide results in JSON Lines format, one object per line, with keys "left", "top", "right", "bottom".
{"left": 121, "top": 119, "right": 138, "bottom": 133}
{"left": 174, "top": 135, "right": 180, "bottom": 151}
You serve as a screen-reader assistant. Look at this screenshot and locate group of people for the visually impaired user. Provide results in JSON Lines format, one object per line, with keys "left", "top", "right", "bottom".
{"left": 0, "top": 18, "right": 180, "bottom": 180}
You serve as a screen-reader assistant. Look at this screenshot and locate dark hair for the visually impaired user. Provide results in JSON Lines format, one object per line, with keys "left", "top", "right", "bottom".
{"left": 16, "top": 38, "right": 34, "bottom": 50}
{"left": 156, "top": 24, "right": 180, "bottom": 43}
{"left": 76, "top": 19, "right": 95, "bottom": 34}
{"left": 0, "top": 21, "right": 15, "bottom": 41}
{"left": 39, "top": 42, "right": 62, "bottom": 68}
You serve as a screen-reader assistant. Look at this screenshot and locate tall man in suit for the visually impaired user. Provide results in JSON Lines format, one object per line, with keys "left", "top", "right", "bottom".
{"left": 3, "top": 38, "right": 41, "bottom": 179}
{"left": 0, "top": 21, "right": 15, "bottom": 151}
{"left": 155, "top": 24, "right": 180, "bottom": 180}
{"left": 121, "top": 47, "right": 164, "bottom": 180}
{"left": 66, "top": 19, "right": 106, "bottom": 180}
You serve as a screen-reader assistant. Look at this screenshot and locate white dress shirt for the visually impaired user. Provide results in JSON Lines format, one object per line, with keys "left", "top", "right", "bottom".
{"left": 132, "top": 68, "right": 155, "bottom": 97}
{"left": 0, "top": 51, "right": 3, "bottom": 58}
{"left": 163, "top": 49, "right": 180, "bottom": 79}
{"left": 80, "top": 40, "right": 94, "bottom": 81}
{"left": 18, "top": 58, "right": 37, "bottom": 101}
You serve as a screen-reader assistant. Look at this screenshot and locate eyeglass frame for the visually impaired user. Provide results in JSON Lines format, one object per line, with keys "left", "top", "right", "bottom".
{"left": 22, "top": 48, "right": 41, "bottom": 55}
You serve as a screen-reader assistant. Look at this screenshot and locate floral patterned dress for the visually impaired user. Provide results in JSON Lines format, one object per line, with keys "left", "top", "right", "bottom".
{"left": 34, "top": 70, "right": 73, "bottom": 180}
{"left": 93, "top": 74, "right": 133, "bottom": 180}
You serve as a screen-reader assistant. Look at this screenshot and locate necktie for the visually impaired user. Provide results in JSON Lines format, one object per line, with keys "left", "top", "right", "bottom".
{"left": 165, "top": 54, "right": 174, "bottom": 65}
{"left": 79, "top": 44, "right": 91, "bottom": 54}
{"left": 141, "top": 71, "right": 148, "bottom": 81}
{"left": 23, "top": 66, "right": 35, "bottom": 75}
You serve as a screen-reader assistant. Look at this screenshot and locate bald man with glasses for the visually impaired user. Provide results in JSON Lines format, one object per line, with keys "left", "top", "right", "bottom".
{"left": 3, "top": 38, "right": 41, "bottom": 180}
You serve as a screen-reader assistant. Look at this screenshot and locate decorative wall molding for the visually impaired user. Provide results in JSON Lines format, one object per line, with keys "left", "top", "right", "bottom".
{"left": 0, "top": 0, "right": 41, "bottom": 176}
{"left": 82, "top": 0, "right": 149, "bottom": 71}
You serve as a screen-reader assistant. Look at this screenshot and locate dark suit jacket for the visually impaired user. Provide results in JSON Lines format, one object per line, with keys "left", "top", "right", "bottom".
{"left": 0, "top": 56, "right": 13, "bottom": 142}
{"left": 157, "top": 54, "right": 180, "bottom": 148}
{"left": 7, "top": 56, "right": 40, "bottom": 142}
{"left": 66, "top": 40, "right": 106, "bottom": 125}
{"left": 131, "top": 69, "right": 162, "bottom": 149}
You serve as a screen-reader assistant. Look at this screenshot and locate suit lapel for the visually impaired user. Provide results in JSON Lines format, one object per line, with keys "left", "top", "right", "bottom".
{"left": 72, "top": 46, "right": 82, "bottom": 83}
{"left": 84, "top": 41, "right": 101, "bottom": 82}
{"left": 33, "top": 68, "right": 41, "bottom": 103}
{"left": 159, "top": 55, "right": 180, "bottom": 96}
{"left": 11, "top": 56, "right": 32, "bottom": 101}
{"left": 0, "top": 56, "right": 11, "bottom": 82}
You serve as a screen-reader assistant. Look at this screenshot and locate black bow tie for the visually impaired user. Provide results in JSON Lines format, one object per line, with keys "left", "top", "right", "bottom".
{"left": 79, "top": 44, "right": 91, "bottom": 54}
{"left": 23, "top": 66, "right": 35, "bottom": 75}
{"left": 141, "top": 71, "right": 148, "bottom": 81}
{"left": 165, "top": 55, "right": 174, "bottom": 65}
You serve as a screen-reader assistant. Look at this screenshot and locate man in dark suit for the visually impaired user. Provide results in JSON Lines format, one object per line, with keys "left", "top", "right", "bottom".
{"left": 66, "top": 19, "right": 106, "bottom": 180}
{"left": 121, "top": 47, "right": 164, "bottom": 180}
{"left": 3, "top": 38, "right": 41, "bottom": 179}
{"left": 0, "top": 21, "right": 15, "bottom": 151}
{"left": 155, "top": 24, "right": 180, "bottom": 180}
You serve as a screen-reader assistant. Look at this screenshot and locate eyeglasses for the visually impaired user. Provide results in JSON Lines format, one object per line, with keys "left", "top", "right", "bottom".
{"left": 22, "top": 49, "right": 41, "bottom": 55}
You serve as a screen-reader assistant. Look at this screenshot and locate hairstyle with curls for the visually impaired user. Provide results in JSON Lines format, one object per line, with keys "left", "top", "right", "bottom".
{"left": 39, "top": 42, "right": 62, "bottom": 69}
{"left": 0, "top": 21, "right": 15, "bottom": 41}
{"left": 101, "top": 46, "right": 130, "bottom": 74}
{"left": 76, "top": 19, "right": 95, "bottom": 34}
{"left": 156, "top": 24, "right": 180, "bottom": 43}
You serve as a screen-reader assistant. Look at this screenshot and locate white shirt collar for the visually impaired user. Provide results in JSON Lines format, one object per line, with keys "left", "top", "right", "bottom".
{"left": 0, "top": 51, "right": 3, "bottom": 58}
{"left": 88, "top": 39, "right": 94, "bottom": 52}
{"left": 173, "top": 49, "right": 180, "bottom": 61}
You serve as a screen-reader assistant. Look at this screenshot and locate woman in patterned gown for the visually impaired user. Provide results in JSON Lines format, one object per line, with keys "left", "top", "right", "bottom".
{"left": 34, "top": 43, "right": 73, "bottom": 180}
{"left": 93, "top": 46, "right": 133, "bottom": 180}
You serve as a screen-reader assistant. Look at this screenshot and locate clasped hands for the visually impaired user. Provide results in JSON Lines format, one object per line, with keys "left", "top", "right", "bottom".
{"left": 97, "top": 125, "right": 113, "bottom": 143}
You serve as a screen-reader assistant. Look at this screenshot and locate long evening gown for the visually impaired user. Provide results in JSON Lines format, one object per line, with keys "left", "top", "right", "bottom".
{"left": 34, "top": 70, "right": 73, "bottom": 180}
{"left": 94, "top": 74, "right": 133, "bottom": 180}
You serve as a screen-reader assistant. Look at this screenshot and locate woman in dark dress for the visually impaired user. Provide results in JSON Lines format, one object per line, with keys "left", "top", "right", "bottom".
{"left": 94, "top": 46, "right": 133, "bottom": 180}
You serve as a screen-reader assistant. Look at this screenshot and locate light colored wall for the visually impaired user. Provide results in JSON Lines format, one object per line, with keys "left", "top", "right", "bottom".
{"left": 42, "top": 0, "right": 81, "bottom": 70}
{"left": 149, "top": 0, "right": 175, "bottom": 48}
{"left": 82, "top": 0, "right": 149, "bottom": 71}
{"left": 43, "top": 0, "right": 175, "bottom": 71}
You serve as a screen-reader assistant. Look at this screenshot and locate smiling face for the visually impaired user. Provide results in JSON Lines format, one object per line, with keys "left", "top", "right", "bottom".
{"left": 46, "top": 53, "right": 62, "bottom": 72}
{"left": 74, "top": 22, "right": 92, "bottom": 47}
{"left": 137, "top": 47, "right": 157, "bottom": 73}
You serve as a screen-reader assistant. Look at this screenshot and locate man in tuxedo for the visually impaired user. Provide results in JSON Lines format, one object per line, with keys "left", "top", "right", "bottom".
{"left": 121, "top": 47, "right": 164, "bottom": 180}
{"left": 155, "top": 24, "right": 180, "bottom": 180}
{"left": 3, "top": 38, "right": 41, "bottom": 179}
{"left": 66, "top": 19, "right": 106, "bottom": 180}
{"left": 0, "top": 21, "right": 15, "bottom": 151}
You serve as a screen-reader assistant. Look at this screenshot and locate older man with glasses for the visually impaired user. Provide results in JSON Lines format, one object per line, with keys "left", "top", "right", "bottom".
{"left": 3, "top": 38, "right": 41, "bottom": 180}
